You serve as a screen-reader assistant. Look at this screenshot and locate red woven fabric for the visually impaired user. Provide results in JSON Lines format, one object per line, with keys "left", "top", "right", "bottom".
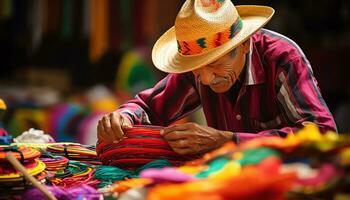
{"left": 97, "top": 125, "right": 199, "bottom": 170}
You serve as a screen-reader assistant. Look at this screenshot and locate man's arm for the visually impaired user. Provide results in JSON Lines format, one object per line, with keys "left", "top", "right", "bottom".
{"left": 117, "top": 73, "right": 201, "bottom": 126}
{"left": 235, "top": 57, "right": 337, "bottom": 143}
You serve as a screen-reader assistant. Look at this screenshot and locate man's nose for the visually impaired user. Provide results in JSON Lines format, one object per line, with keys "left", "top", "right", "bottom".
{"left": 194, "top": 68, "right": 214, "bottom": 85}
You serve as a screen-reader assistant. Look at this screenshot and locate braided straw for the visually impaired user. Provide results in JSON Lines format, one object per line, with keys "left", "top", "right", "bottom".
{"left": 152, "top": 0, "right": 274, "bottom": 73}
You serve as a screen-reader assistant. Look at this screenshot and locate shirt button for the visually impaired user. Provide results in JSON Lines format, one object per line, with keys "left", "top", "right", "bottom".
{"left": 236, "top": 114, "right": 241, "bottom": 120}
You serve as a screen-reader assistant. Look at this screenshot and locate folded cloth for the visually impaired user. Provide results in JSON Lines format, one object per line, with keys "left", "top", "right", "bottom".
{"left": 97, "top": 125, "right": 200, "bottom": 170}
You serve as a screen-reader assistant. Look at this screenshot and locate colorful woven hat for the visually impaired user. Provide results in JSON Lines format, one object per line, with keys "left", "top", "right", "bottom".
{"left": 152, "top": 0, "right": 274, "bottom": 73}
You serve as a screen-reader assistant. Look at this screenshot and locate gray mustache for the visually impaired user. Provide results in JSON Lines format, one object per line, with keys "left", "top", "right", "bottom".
{"left": 211, "top": 77, "right": 227, "bottom": 85}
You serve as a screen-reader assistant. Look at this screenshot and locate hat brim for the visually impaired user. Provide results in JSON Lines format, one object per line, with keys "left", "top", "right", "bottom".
{"left": 152, "top": 5, "right": 275, "bottom": 73}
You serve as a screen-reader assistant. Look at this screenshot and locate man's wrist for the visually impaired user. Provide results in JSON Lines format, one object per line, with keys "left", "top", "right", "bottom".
{"left": 232, "top": 132, "right": 238, "bottom": 144}
{"left": 220, "top": 131, "right": 236, "bottom": 143}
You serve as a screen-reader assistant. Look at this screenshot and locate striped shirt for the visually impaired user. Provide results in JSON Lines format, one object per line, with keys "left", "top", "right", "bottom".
{"left": 117, "top": 29, "right": 337, "bottom": 143}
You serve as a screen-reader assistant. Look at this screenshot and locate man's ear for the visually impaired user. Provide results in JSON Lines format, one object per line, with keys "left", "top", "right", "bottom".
{"left": 241, "top": 38, "right": 250, "bottom": 54}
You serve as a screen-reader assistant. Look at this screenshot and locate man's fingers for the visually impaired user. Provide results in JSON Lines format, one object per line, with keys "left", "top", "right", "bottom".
{"left": 97, "top": 120, "right": 110, "bottom": 143}
{"left": 161, "top": 123, "right": 191, "bottom": 136}
{"left": 162, "top": 123, "right": 198, "bottom": 140}
{"left": 162, "top": 131, "right": 186, "bottom": 141}
{"left": 102, "top": 116, "right": 111, "bottom": 129}
{"left": 102, "top": 115, "right": 118, "bottom": 141}
{"left": 110, "top": 113, "right": 124, "bottom": 140}
{"left": 168, "top": 139, "right": 192, "bottom": 154}
{"left": 172, "top": 147, "right": 192, "bottom": 155}
{"left": 167, "top": 139, "right": 189, "bottom": 149}
{"left": 97, "top": 112, "right": 133, "bottom": 144}
{"left": 121, "top": 116, "right": 132, "bottom": 128}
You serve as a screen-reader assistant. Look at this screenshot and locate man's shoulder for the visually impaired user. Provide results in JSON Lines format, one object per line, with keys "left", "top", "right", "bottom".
{"left": 252, "top": 29, "right": 298, "bottom": 50}
{"left": 252, "top": 29, "right": 306, "bottom": 63}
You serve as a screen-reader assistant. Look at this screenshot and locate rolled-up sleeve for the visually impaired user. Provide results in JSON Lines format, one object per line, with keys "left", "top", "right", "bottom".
{"left": 117, "top": 73, "right": 201, "bottom": 126}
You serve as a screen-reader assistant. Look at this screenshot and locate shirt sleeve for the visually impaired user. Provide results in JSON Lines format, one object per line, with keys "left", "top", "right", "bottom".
{"left": 235, "top": 56, "right": 337, "bottom": 143}
{"left": 116, "top": 73, "right": 201, "bottom": 126}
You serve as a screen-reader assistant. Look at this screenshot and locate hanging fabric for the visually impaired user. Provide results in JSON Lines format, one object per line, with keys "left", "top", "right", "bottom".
{"left": 61, "top": 0, "right": 72, "bottom": 39}
{"left": 28, "top": 0, "right": 44, "bottom": 54}
{"left": 89, "top": 0, "right": 109, "bottom": 62}
{"left": 0, "top": 0, "right": 12, "bottom": 20}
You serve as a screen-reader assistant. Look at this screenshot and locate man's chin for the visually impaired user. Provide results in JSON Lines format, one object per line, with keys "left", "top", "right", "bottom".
{"left": 210, "top": 85, "right": 230, "bottom": 93}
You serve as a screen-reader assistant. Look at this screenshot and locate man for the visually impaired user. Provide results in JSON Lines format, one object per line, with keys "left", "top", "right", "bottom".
{"left": 97, "top": 0, "right": 336, "bottom": 155}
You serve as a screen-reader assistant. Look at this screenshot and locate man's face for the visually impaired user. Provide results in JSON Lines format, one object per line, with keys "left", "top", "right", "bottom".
{"left": 192, "top": 42, "right": 250, "bottom": 93}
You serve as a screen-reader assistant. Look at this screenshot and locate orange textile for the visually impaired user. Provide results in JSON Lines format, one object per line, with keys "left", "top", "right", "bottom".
{"left": 90, "top": 0, "right": 109, "bottom": 62}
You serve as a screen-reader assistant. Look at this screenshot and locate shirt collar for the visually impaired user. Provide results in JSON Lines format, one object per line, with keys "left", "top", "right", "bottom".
{"left": 244, "top": 37, "right": 266, "bottom": 85}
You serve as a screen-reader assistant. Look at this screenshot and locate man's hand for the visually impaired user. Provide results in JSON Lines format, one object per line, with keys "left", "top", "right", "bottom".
{"left": 161, "top": 123, "right": 234, "bottom": 155}
{"left": 97, "top": 112, "right": 132, "bottom": 143}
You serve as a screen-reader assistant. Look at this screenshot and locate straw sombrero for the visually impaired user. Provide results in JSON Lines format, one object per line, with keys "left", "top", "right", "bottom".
{"left": 152, "top": 0, "right": 274, "bottom": 73}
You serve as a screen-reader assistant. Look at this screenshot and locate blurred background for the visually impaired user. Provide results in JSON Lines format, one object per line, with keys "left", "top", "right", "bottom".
{"left": 0, "top": 0, "right": 349, "bottom": 144}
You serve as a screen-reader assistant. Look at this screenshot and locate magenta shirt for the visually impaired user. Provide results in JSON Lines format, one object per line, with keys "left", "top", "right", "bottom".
{"left": 117, "top": 29, "right": 337, "bottom": 143}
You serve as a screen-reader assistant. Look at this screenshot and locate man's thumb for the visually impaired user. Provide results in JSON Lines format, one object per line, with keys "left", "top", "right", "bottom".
{"left": 121, "top": 116, "right": 132, "bottom": 128}
{"left": 122, "top": 123, "right": 132, "bottom": 128}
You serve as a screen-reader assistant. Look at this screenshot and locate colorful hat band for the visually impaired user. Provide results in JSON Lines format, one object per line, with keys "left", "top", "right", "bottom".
{"left": 177, "top": 16, "right": 243, "bottom": 56}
